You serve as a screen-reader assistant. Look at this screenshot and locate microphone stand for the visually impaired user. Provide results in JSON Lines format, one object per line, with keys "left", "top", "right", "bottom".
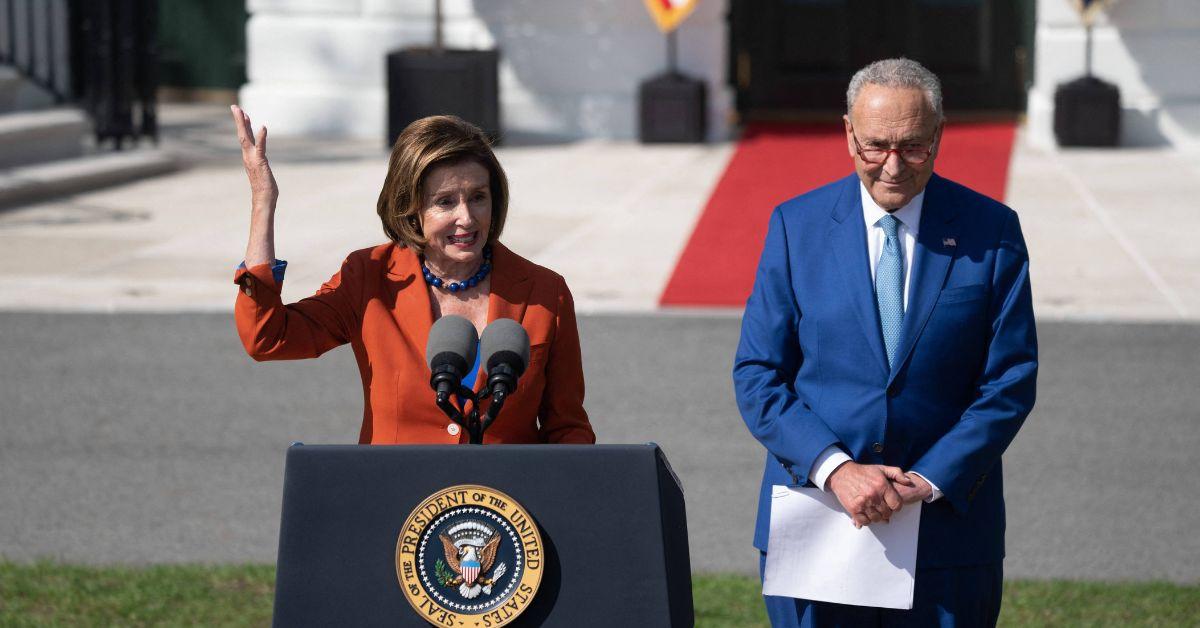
{"left": 479, "top": 389, "right": 508, "bottom": 436}
{"left": 435, "top": 385, "right": 485, "bottom": 444}
{"left": 432, "top": 362, "right": 519, "bottom": 445}
{"left": 434, "top": 386, "right": 513, "bottom": 445}
{"left": 476, "top": 365, "right": 518, "bottom": 439}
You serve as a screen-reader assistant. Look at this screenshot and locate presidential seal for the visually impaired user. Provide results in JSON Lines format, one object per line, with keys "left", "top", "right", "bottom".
{"left": 396, "top": 485, "right": 543, "bottom": 627}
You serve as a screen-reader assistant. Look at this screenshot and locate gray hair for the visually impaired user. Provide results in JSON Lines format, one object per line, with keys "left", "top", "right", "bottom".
{"left": 846, "top": 58, "right": 943, "bottom": 121}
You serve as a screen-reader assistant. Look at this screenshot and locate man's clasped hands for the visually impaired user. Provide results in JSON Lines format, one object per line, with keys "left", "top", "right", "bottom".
{"left": 826, "top": 462, "right": 933, "bottom": 528}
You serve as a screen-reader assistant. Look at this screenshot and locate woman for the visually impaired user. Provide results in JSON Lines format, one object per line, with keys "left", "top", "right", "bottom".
{"left": 231, "top": 106, "right": 594, "bottom": 445}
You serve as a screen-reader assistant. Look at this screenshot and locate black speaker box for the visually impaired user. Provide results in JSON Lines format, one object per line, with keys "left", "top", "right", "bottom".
{"left": 386, "top": 48, "right": 500, "bottom": 146}
{"left": 1054, "top": 75, "right": 1121, "bottom": 147}
{"left": 639, "top": 72, "right": 707, "bottom": 143}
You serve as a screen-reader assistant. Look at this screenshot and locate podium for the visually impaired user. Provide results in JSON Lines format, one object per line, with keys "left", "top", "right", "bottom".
{"left": 272, "top": 444, "right": 693, "bottom": 627}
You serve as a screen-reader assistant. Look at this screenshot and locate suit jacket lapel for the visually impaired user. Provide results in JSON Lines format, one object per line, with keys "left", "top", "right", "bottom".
{"left": 829, "top": 176, "right": 890, "bottom": 377}
{"left": 487, "top": 242, "right": 532, "bottom": 325}
{"left": 388, "top": 245, "right": 435, "bottom": 356}
{"left": 479, "top": 242, "right": 533, "bottom": 394}
{"left": 889, "top": 174, "right": 958, "bottom": 384}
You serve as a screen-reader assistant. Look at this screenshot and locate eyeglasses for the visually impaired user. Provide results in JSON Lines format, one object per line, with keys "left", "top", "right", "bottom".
{"left": 851, "top": 130, "right": 935, "bottom": 165}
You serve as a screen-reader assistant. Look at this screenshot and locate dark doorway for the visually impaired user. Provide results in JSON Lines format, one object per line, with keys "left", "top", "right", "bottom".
{"left": 729, "top": 0, "right": 1029, "bottom": 117}
{"left": 158, "top": 0, "right": 247, "bottom": 90}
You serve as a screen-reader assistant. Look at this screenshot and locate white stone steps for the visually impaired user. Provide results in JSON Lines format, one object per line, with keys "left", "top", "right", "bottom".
{"left": 0, "top": 65, "right": 57, "bottom": 113}
{"left": 0, "top": 149, "right": 178, "bottom": 209}
{"left": 0, "top": 107, "right": 88, "bottom": 168}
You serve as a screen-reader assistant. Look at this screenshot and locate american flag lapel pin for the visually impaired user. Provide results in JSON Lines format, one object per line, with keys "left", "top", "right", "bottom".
{"left": 943, "top": 237, "right": 957, "bottom": 248}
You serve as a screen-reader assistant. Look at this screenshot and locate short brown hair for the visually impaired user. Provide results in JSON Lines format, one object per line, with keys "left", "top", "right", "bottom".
{"left": 376, "top": 115, "right": 508, "bottom": 251}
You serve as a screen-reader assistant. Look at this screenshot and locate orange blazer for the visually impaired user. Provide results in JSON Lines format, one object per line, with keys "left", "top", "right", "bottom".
{"left": 234, "top": 242, "right": 595, "bottom": 445}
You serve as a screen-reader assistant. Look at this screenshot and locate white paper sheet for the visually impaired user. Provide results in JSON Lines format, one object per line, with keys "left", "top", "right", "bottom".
{"left": 762, "top": 485, "right": 921, "bottom": 610}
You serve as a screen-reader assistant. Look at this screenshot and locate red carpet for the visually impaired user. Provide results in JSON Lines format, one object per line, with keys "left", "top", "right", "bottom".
{"left": 659, "top": 121, "right": 1016, "bottom": 307}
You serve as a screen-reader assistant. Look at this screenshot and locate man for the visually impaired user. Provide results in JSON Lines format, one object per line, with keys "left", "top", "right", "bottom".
{"left": 733, "top": 58, "right": 1037, "bottom": 626}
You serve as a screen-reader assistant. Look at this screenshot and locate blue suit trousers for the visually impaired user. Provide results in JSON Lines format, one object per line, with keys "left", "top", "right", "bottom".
{"left": 759, "top": 552, "right": 1003, "bottom": 628}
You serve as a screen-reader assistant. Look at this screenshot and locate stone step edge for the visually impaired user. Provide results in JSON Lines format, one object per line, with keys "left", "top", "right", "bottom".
{"left": 0, "top": 107, "right": 88, "bottom": 135}
{"left": 0, "top": 66, "right": 58, "bottom": 113}
{"left": 0, "top": 149, "right": 179, "bottom": 209}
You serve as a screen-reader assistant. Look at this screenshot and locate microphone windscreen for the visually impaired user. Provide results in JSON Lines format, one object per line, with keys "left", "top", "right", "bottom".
{"left": 480, "top": 318, "right": 530, "bottom": 375}
{"left": 426, "top": 315, "right": 479, "bottom": 373}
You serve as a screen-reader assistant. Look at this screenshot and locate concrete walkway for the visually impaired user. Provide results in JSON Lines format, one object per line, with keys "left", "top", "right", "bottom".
{"left": 1008, "top": 132, "right": 1200, "bottom": 320}
{"left": 0, "top": 104, "right": 1197, "bottom": 320}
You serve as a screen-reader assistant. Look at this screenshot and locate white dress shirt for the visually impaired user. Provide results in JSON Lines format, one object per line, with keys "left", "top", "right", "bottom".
{"left": 808, "top": 183, "right": 942, "bottom": 503}
{"left": 863, "top": 183, "right": 922, "bottom": 306}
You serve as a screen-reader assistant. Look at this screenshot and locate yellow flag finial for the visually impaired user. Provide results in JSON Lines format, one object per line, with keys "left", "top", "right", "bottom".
{"left": 643, "top": 0, "right": 699, "bottom": 34}
{"left": 1070, "top": 0, "right": 1118, "bottom": 26}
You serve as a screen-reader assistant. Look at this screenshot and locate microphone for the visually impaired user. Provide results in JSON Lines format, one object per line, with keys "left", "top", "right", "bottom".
{"left": 480, "top": 318, "right": 530, "bottom": 398}
{"left": 426, "top": 315, "right": 479, "bottom": 400}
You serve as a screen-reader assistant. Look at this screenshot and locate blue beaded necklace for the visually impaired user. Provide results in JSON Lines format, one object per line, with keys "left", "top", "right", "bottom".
{"left": 421, "top": 246, "right": 492, "bottom": 293}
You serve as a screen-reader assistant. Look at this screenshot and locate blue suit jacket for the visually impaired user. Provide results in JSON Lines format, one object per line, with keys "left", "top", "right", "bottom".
{"left": 733, "top": 173, "right": 1037, "bottom": 568}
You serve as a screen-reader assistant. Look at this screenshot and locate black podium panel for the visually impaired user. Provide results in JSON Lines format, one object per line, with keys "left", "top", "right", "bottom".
{"left": 272, "top": 444, "right": 692, "bottom": 627}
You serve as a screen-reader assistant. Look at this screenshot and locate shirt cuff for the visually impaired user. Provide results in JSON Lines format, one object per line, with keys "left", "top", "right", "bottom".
{"left": 908, "top": 471, "right": 943, "bottom": 502}
{"left": 810, "top": 445, "right": 852, "bottom": 491}
{"left": 237, "top": 259, "right": 288, "bottom": 284}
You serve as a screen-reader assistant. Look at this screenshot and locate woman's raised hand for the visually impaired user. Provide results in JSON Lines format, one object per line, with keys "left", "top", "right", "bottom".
{"left": 231, "top": 104, "right": 278, "bottom": 211}
{"left": 232, "top": 105, "right": 278, "bottom": 267}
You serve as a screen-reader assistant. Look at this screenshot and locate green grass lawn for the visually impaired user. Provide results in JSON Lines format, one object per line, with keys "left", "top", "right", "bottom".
{"left": 1, "top": 562, "right": 1197, "bottom": 627}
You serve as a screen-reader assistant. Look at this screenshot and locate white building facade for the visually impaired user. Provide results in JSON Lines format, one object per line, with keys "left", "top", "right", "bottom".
{"left": 1026, "top": 0, "right": 1200, "bottom": 150}
{"left": 242, "top": 0, "right": 1200, "bottom": 150}
{"left": 240, "top": 0, "right": 733, "bottom": 141}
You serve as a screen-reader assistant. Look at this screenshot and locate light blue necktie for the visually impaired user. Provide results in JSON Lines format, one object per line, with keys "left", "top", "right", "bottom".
{"left": 875, "top": 214, "right": 905, "bottom": 368}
